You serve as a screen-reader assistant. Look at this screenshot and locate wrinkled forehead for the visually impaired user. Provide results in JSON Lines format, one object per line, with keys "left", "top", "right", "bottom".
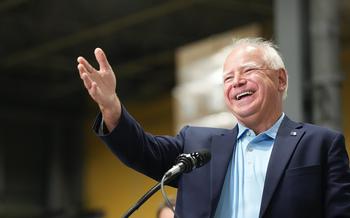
{"left": 223, "top": 45, "right": 267, "bottom": 71}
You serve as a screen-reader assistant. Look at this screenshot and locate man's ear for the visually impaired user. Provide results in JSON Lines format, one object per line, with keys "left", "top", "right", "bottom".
{"left": 278, "top": 68, "right": 288, "bottom": 91}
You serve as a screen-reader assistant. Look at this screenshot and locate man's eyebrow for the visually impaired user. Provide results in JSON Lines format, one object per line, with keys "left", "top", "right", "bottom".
{"left": 223, "top": 71, "right": 233, "bottom": 77}
{"left": 240, "top": 62, "right": 260, "bottom": 68}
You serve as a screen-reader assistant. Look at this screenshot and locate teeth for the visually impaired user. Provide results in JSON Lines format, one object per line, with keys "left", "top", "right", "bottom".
{"left": 236, "top": 91, "right": 253, "bottom": 100}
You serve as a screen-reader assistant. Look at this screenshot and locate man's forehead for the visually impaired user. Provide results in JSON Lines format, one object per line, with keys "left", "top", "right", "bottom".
{"left": 224, "top": 47, "right": 265, "bottom": 71}
{"left": 225, "top": 45, "right": 261, "bottom": 63}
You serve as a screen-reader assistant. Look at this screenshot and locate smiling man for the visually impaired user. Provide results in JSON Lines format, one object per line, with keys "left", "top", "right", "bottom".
{"left": 77, "top": 38, "right": 350, "bottom": 218}
{"left": 223, "top": 40, "right": 287, "bottom": 135}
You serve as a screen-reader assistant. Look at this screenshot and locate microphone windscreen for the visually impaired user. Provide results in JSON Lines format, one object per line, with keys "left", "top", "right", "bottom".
{"left": 193, "top": 149, "right": 211, "bottom": 168}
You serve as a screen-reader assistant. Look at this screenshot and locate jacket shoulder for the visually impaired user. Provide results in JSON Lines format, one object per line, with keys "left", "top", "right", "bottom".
{"left": 283, "top": 116, "right": 342, "bottom": 137}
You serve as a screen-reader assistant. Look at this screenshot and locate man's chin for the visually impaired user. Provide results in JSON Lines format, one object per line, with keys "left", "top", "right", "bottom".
{"left": 233, "top": 109, "right": 259, "bottom": 122}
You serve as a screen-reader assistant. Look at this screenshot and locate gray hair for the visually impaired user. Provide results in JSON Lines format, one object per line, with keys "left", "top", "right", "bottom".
{"left": 231, "top": 37, "right": 288, "bottom": 99}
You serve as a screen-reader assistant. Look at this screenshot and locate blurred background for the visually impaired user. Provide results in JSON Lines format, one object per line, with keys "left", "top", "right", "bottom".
{"left": 0, "top": 0, "right": 349, "bottom": 217}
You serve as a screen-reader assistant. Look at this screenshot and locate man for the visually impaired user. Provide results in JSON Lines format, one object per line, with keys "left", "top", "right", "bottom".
{"left": 77, "top": 38, "right": 350, "bottom": 218}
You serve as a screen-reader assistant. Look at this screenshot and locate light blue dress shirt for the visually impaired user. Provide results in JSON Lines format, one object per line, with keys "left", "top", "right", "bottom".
{"left": 214, "top": 113, "right": 285, "bottom": 218}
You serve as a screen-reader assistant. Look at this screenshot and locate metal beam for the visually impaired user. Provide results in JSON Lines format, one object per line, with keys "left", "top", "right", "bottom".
{"left": 274, "top": 0, "right": 308, "bottom": 122}
{"left": 310, "top": 0, "right": 342, "bottom": 130}
{"left": 0, "top": 0, "right": 29, "bottom": 12}
{"left": 1, "top": 0, "right": 206, "bottom": 68}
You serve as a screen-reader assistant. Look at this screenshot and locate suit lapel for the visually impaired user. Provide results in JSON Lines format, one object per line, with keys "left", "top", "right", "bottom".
{"left": 209, "top": 127, "right": 238, "bottom": 217}
{"left": 259, "top": 117, "right": 305, "bottom": 218}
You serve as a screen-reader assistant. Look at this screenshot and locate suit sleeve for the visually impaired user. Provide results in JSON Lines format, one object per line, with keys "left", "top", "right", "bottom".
{"left": 92, "top": 105, "right": 186, "bottom": 183}
{"left": 325, "top": 133, "right": 350, "bottom": 217}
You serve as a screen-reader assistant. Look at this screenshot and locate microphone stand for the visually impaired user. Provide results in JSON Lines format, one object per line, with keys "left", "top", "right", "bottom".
{"left": 121, "top": 174, "right": 177, "bottom": 218}
{"left": 121, "top": 149, "right": 210, "bottom": 217}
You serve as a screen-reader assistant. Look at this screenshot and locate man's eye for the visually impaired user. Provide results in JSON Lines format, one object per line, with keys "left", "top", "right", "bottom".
{"left": 224, "top": 76, "right": 233, "bottom": 82}
{"left": 244, "top": 68, "right": 257, "bottom": 74}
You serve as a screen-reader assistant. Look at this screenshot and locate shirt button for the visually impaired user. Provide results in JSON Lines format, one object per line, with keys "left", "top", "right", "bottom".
{"left": 247, "top": 161, "right": 253, "bottom": 165}
{"left": 247, "top": 147, "right": 253, "bottom": 152}
{"left": 247, "top": 131, "right": 251, "bottom": 136}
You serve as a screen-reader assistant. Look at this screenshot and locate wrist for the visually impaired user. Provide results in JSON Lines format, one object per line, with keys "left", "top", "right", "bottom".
{"left": 100, "top": 95, "right": 121, "bottom": 131}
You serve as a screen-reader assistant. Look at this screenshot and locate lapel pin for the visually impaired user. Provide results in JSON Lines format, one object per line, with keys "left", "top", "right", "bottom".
{"left": 290, "top": 131, "right": 297, "bottom": 136}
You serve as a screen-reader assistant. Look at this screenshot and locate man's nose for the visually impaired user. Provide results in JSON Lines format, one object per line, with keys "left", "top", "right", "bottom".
{"left": 232, "top": 73, "right": 246, "bottom": 88}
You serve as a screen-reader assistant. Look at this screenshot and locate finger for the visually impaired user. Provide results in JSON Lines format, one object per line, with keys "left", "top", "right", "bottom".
{"left": 77, "top": 56, "right": 97, "bottom": 74}
{"left": 89, "top": 82, "right": 100, "bottom": 101}
{"left": 81, "top": 73, "right": 93, "bottom": 90}
{"left": 78, "top": 62, "right": 103, "bottom": 87}
{"left": 94, "top": 48, "right": 111, "bottom": 72}
{"left": 78, "top": 64, "right": 94, "bottom": 83}
{"left": 77, "top": 63, "right": 88, "bottom": 79}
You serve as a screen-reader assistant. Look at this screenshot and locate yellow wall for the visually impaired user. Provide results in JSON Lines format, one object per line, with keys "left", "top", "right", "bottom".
{"left": 83, "top": 95, "right": 177, "bottom": 218}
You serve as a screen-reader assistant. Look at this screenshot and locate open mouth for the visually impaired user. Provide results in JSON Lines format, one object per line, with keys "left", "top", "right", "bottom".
{"left": 235, "top": 90, "right": 254, "bottom": 100}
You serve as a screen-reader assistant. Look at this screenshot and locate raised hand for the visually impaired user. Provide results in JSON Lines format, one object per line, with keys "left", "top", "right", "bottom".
{"left": 77, "top": 48, "right": 121, "bottom": 131}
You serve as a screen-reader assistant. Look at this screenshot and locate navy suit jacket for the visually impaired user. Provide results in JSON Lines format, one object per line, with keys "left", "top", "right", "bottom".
{"left": 94, "top": 107, "right": 350, "bottom": 218}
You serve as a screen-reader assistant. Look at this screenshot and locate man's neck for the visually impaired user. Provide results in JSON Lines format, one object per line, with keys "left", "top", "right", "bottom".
{"left": 238, "top": 112, "right": 283, "bottom": 135}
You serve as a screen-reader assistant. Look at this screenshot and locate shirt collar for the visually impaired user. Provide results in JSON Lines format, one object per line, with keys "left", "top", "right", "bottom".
{"left": 237, "top": 123, "right": 249, "bottom": 139}
{"left": 237, "top": 113, "right": 285, "bottom": 139}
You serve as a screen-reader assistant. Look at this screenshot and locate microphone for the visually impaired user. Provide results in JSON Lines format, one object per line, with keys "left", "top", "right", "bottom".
{"left": 164, "top": 149, "right": 211, "bottom": 178}
{"left": 122, "top": 150, "right": 211, "bottom": 218}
